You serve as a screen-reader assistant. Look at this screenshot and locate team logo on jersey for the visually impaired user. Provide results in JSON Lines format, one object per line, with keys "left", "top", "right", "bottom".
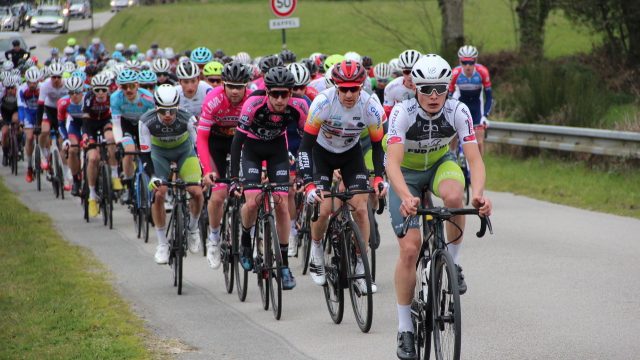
{"left": 140, "top": 144, "right": 149, "bottom": 151}
{"left": 388, "top": 136, "right": 402, "bottom": 145}
{"left": 463, "top": 134, "right": 476, "bottom": 142}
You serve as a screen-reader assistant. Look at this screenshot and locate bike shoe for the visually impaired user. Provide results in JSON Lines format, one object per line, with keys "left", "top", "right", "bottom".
{"left": 396, "top": 331, "right": 417, "bottom": 360}
{"left": 240, "top": 246, "right": 253, "bottom": 271}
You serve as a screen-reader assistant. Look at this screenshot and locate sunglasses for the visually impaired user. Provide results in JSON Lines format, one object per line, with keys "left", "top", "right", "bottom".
{"left": 207, "top": 77, "right": 222, "bottom": 84}
{"left": 417, "top": 84, "right": 448, "bottom": 96}
{"left": 93, "top": 88, "right": 109, "bottom": 93}
{"left": 292, "top": 85, "right": 306, "bottom": 92}
{"left": 402, "top": 69, "right": 412, "bottom": 75}
{"left": 156, "top": 72, "right": 169, "bottom": 77}
{"left": 69, "top": 90, "right": 83, "bottom": 95}
{"left": 268, "top": 90, "right": 291, "bottom": 99}
{"left": 121, "top": 83, "right": 137, "bottom": 90}
{"left": 51, "top": 76, "right": 62, "bottom": 79}
{"left": 461, "top": 60, "right": 476, "bottom": 66}
{"left": 337, "top": 86, "right": 361, "bottom": 94}
{"left": 157, "top": 107, "right": 177, "bottom": 116}
{"left": 225, "top": 83, "right": 246, "bottom": 90}
{"left": 140, "top": 84, "right": 155, "bottom": 90}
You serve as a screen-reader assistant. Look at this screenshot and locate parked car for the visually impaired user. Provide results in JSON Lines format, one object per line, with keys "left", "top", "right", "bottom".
{"left": 30, "top": 6, "right": 69, "bottom": 34}
{"left": 0, "top": 32, "right": 36, "bottom": 62}
{"left": 68, "top": 0, "right": 91, "bottom": 19}
{"left": 111, "top": 0, "right": 137, "bottom": 13}
{"left": 0, "top": 6, "right": 20, "bottom": 32}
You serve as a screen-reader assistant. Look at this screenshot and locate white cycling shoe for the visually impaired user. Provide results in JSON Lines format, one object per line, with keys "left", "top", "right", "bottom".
{"left": 287, "top": 233, "right": 297, "bottom": 257}
{"left": 188, "top": 229, "right": 201, "bottom": 254}
{"left": 206, "top": 236, "right": 221, "bottom": 269}
{"left": 154, "top": 244, "right": 170, "bottom": 264}
{"left": 355, "top": 257, "right": 377, "bottom": 294}
{"left": 309, "top": 248, "right": 326, "bottom": 286}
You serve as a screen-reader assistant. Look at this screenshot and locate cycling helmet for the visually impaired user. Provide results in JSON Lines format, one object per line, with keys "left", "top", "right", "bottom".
{"left": 164, "top": 47, "right": 175, "bottom": 59}
{"left": 115, "top": 42, "right": 125, "bottom": 51}
{"left": 51, "top": 47, "right": 60, "bottom": 55}
{"left": 300, "top": 58, "right": 318, "bottom": 76}
{"left": 154, "top": 84, "right": 180, "bottom": 107}
{"left": 48, "top": 62, "right": 65, "bottom": 76}
{"left": 286, "top": 63, "right": 310, "bottom": 86}
{"left": 388, "top": 58, "right": 402, "bottom": 75}
{"left": 84, "top": 64, "right": 99, "bottom": 76}
{"left": 190, "top": 46, "right": 213, "bottom": 64}
{"left": 213, "top": 49, "right": 226, "bottom": 59}
{"left": 151, "top": 58, "right": 171, "bottom": 74}
{"left": 67, "top": 37, "right": 77, "bottom": 46}
{"left": 175, "top": 60, "right": 200, "bottom": 80}
{"left": 221, "top": 61, "right": 251, "bottom": 84}
{"left": 178, "top": 55, "right": 190, "bottom": 63}
{"left": 344, "top": 51, "right": 362, "bottom": 63}
{"left": 71, "top": 69, "right": 87, "bottom": 82}
{"left": 235, "top": 52, "right": 251, "bottom": 64}
{"left": 331, "top": 60, "right": 366, "bottom": 87}
{"left": 75, "top": 55, "right": 86, "bottom": 65}
{"left": 102, "top": 69, "right": 116, "bottom": 82}
{"left": 63, "top": 46, "right": 75, "bottom": 56}
{"left": 25, "top": 66, "right": 42, "bottom": 83}
{"left": 140, "top": 61, "right": 151, "bottom": 71}
{"left": 263, "top": 66, "right": 295, "bottom": 89}
{"left": 91, "top": 73, "right": 111, "bottom": 88}
{"left": 125, "top": 59, "right": 141, "bottom": 69}
{"left": 3, "top": 74, "right": 20, "bottom": 88}
{"left": 279, "top": 49, "right": 296, "bottom": 64}
{"left": 362, "top": 56, "right": 373, "bottom": 69}
{"left": 138, "top": 70, "right": 157, "bottom": 84}
{"left": 92, "top": 37, "right": 101, "bottom": 45}
{"left": 2, "top": 61, "right": 13, "bottom": 71}
{"left": 324, "top": 65, "right": 335, "bottom": 88}
{"left": 129, "top": 44, "right": 138, "bottom": 53}
{"left": 398, "top": 49, "right": 422, "bottom": 70}
{"left": 64, "top": 76, "right": 84, "bottom": 92}
{"left": 411, "top": 54, "right": 452, "bottom": 85}
{"left": 220, "top": 55, "right": 233, "bottom": 64}
{"left": 458, "top": 45, "right": 478, "bottom": 60}
{"left": 116, "top": 68, "right": 139, "bottom": 85}
{"left": 258, "top": 55, "right": 283, "bottom": 74}
{"left": 373, "top": 63, "right": 392, "bottom": 80}
{"left": 22, "top": 58, "right": 36, "bottom": 70}
{"left": 135, "top": 53, "right": 146, "bottom": 62}
{"left": 63, "top": 61, "right": 76, "bottom": 73}
{"left": 203, "top": 61, "right": 223, "bottom": 77}
{"left": 323, "top": 54, "right": 345, "bottom": 72}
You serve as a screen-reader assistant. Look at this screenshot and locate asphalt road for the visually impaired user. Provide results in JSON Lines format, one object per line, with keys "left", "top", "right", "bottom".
{"left": 6, "top": 12, "right": 640, "bottom": 359}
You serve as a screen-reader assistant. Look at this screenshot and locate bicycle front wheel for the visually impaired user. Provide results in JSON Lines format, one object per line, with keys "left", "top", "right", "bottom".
{"left": 256, "top": 219, "right": 269, "bottom": 310}
{"left": 266, "top": 215, "right": 283, "bottom": 320}
{"left": 221, "top": 200, "right": 234, "bottom": 294}
{"left": 322, "top": 220, "right": 344, "bottom": 324}
{"left": 173, "top": 204, "right": 185, "bottom": 295}
{"left": 34, "top": 145, "right": 42, "bottom": 191}
{"left": 367, "top": 204, "right": 379, "bottom": 281}
{"left": 233, "top": 202, "right": 248, "bottom": 301}
{"left": 10, "top": 128, "right": 19, "bottom": 176}
{"left": 345, "top": 220, "right": 373, "bottom": 333}
{"left": 300, "top": 204, "right": 312, "bottom": 275}
{"left": 413, "top": 257, "right": 432, "bottom": 360}
{"left": 431, "top": 250, "right": 461, "bottom": 360}
{"left": 53, "top": 149, "right": 64, "bottom": 200}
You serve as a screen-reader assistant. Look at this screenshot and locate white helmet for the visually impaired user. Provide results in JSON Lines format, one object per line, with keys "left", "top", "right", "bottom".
{"left": 154, "top": 84, "right": 180, "bottom": 107}
{"left": 91, "top": 73, "right": 111, "bottom": 88}
{"left": 63, "top": 46, "right": 75, "bottom": 55}
{"left": 136, "top": 53, "right": 146, "bottom": 62}
{"left": 152, "top": 58, "right": 171, "bottom": 73}
{"left": 308, "top": 52, "right": 321, "bottom": 61}
{"left": 410, "top": 54, "right": 452, "bottom": 85}
{"left": 178, "top": 55, "right": 190, "bottom": 63}
{"left": 125, "top": 59, "right": 140, "bottom": 69}
{"left": 2, "top": 61, "right": 13, "bottom": 71}
{"left": 458, "top": 45, "right": 478, "bottom": 59}
{"left": 92, "top": 37, "right": 100, "bottom": 45}
{"left": 235, "top": 52, "right": 251, "bottom": 64}
{"left": 388, "top": 58, "right": 401, "bottom": 75}
{"left": 164, "top": 47, "right": 175, "bottom": 59}
{"left": 64, "top": 76, "right": 84, "bottom": 92}
{"left": 48, "top": 62, "right": 65, "bottom": 76}
{"left": 102, "top": 69, "right": 116, "bottom": 81}
{"left": 286, "top": 63, "right": 310, "bottom": 86}
{"left": 3, "top": 74, "right": 20, "bottom": 88}
{"left": 324, "top": 64, "right": 335, "bottom": 88}
{"left": 106, "top": 59, "right": 117, "bottom": 68}
{"left": 175, "top": 60, "right": 200, "bottom": 80}
{"left": 75, "top": 54, "right": 86, "bottom": 64}
{"left": 115, "top": 43, "right": 125, "bottom": 52}
{"left": 344, "top": 51, "right": 362, "bottom": 63}
{"left": 25, "top": 66, "right": 42, "bottom": 83}
{"left": 63, "top": 61, "right": 76, "bottom": 73}
{"left": 398, "top": 49, "right": 422, "bottom": 70}
{"left": 129, "top": 44, "right": 138, "bottom": 53}
{"left": 373, "top": 63, "right": 391, "bottom": 80}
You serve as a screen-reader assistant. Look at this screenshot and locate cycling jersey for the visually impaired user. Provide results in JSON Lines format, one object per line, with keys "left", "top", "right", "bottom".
{"left": 386, "top": 98, "right": 476, "bottom": 171}
{"left": 82, "top": 92, "right": 111, "bottom": 122}
{"left": 448, "top": 64, "right": 492, "bottom": 125}
{"left": 17, "top": 83, "right": 39, "bottom": 128}
{"left": 248, "top": 77, "right": 265, "bottom": 92}
{"left": 197, "top": 86, "right": 251, "bottom": 175}
{"left": 1, "top": 88, "right": 18, "bottom": 125}
{"left": 383, "top": 76, "right": 414, "bottom": 117}
{"left": 57, "top": 95, "right": 84, "bottom": 140}
{"left": 308, "top": 77, "right": 329, "bottom": 93}
{"left": 110, "top": 88, "right": 155, "bottom": 143}
{"left": 38, "top": 78, "right": 68, "bottom": 108}
{"left": 176, "top": 81, "right": 213, "bottom": 118}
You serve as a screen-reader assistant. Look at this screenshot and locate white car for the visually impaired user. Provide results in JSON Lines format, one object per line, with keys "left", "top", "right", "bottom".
{"left": 30, "top": 6, "right": 69, "bottom": 34}
{"left": 0, "top": 6, "right": 20, "bottom": 31}
{"left": 111, "top": 0, "right": 137, "bottom": 12}
{"left": 69, "top": 0, "right": 91, "bottom": 19}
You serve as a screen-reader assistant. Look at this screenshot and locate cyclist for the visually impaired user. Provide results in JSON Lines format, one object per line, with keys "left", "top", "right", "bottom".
{"left": 298, "top": 60, "right": 386, "bottom": 293}
{"left": 18, "top": 66, "right": 42, "bottom": 183}
{"left": 229, "top": 66, "right": 308, "bottom": 290}
{"left": 36, "top": 63, "right": 68, "bottom": 172}
{"left": 81, "top": 74, "right": 119, "bottom": 216}
{"left": 0, "top": 74, "right": 20, "bottom": 167}
{"left": 448, "top": 45, "right": 492, "bottom": 155}
{"left": 202, "top": 61, "right": 224, "bottom": 88}
{"left": 248, "top": 55, "right": 282, "bottom": 92}
{"left": 138, "top": 70, "right": 158, "bottom": 92}
{"left": 383, "top": 49, "right": 422, "bottom": 118}
{"left": 110, "top": 68, "right": 155, "bottom": 202}
{"left": 151, "top": 58, "right": 176, "bottom": 86}
{"left": 140, "top": 85, "right": 203, "bottom": 264}
{"left": 198, "top": 61, "right": 252, "bottom": 269}
{"left": 279, "top": 49, "right": 296, "bottom": 65}
{"left": 175, "top": 60, "right": 212, "bottom": 118}
{"left": 57, "top": 76, "right": 85, "bottom": 196}
{"left": 371, "top": 62, "right": 392, "bottom": 105}
{"left": 384, "top": 54, "right": 492, "bottom": 359}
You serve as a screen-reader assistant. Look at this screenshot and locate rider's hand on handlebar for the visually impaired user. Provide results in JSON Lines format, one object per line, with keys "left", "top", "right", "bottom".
{"left": 304, "top": 183, "right": 323, "bottom": 204}
{"left": 203, "top": 172, "right": 217, "bottom": 187}
{"left": 399, "top": 196, "right": 420, "bottom": 217}
{"left": 472, "top": 194, "right": 492, "bottom": 217}
{"left": 229, "top": 178, "right": 242, "bottom": 198}
{"left": 148, "top": 176, "right": 162, "bottom": 191}
{"left": 373, "top": 176, "right": 388, "bottom": 198}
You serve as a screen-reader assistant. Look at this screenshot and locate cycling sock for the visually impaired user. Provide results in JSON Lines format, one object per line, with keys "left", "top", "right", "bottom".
{"left": 156, "top": 226, "right": 167, "bottom": 245}
{"left": 188, "top": 214, "right": 199, "bottom": 232}
{"left": 241, "top": 225, "right": 252, "bottom": 249}
{"left": 397, "top": 304, "right": 414, "bottom": 333}
{"left": 209, "top": 226, "right": 220, "bottom": 245}
{"left": 311, "top": 239, "right": 323, "bottom": 258}
{"left": 111, "top": 166, "right": 118, "bottom": 177}
{"left": 89, "top": 186, "right": 97, "bottom": 200}
{"left": 280, "top": 244, "right": 288, "bottom": 266}
{"left": 448, "top": 242, "right": 461, "bottom": 265}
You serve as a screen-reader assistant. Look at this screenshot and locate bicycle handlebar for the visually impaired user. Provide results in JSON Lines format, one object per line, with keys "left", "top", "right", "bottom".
{"left": 397, "top": 207, "right": 493, "bottom": 239}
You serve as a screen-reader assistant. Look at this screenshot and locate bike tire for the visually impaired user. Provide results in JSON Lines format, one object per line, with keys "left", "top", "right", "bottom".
{"left": 53, "top": 149, "right": 64, "bottom": 200}
{"left": 34, "top": 145, "right": 41, "bottom": 191}
{"left": 222, "top": 199, "right": 234, "bottom": 294}
{"left": 140, "top": 174, "right": 151, "bottom": 243}
{"left": 431, "top": 249, "right": 461, "bottom": 360}
{"left": 256, "top": 219, "right": 269, "bottom": 310}
{"left": 345, "top": 219, "right": 373, "bottom": 333}
{"left": 413, "top": 257, "right": 433, "bottom": 360}
{"left": 82, "top": 164, "right": 89, "bottom": 222}
{"left": 267, "top": 215, "right": 283, "bottom": 320}
{"left": 464, "top": 179, "right": 470, "bottom": 206}
{"left": 233, "top": 202, "right": 248, "bottom": 302}
{"left": 174, "top": 204, "right": 185, "bottom": 295}
{"left": 322, "top": 218, "right": 344, "bottom": 324}
{"left": 199, "top": 205, "right": 209, "bottom": 257}
{"left": 300, "top": 204, "right": 312, "bottom": 275}
{"left": 10, "top": 128, "right": 19, "bottom": 176}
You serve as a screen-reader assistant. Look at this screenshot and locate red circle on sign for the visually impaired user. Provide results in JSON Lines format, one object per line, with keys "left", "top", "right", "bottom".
{"left": 271, "top": 0, "right": 297, "bottom": 18}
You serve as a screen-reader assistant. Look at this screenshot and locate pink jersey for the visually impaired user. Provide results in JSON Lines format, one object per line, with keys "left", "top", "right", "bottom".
{"left": 248, "top": 77, "right": 265, "bottom": 92}
{"left": 236, "top": 92, "right": 308, "bottom": 141}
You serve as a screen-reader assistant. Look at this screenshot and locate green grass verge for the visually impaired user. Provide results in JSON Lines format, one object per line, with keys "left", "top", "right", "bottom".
{"left": 0, "top": 179, "right": 156, "bottom": 359}
{"left": 51, "top": 0, "right": 597, "bottom": 61}
{"left": 485, "top": 151, "right": 640, "bottom": 219}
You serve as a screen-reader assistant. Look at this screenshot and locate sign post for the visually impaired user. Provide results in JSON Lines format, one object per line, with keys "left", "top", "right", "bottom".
{"left": 270, "top": 0, "right": 298, "bottom": 49}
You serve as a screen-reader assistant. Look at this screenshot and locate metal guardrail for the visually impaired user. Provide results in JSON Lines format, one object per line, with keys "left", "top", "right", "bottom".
{"left": 485, "top": 121, "right": 640, "bottom": 158}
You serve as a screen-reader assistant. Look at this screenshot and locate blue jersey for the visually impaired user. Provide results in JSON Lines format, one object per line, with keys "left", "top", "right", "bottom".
{"left": 110, "top": 88, "right": 155, "bottom": 143}
{"left": 449, "top": 64, "right": 493, "bottom": 125}
{"left": 17, "top": 83, "right": 39, "bottom": 126}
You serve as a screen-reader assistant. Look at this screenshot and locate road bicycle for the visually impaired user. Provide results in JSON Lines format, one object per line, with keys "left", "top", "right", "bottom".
{"left": 80, "top": 133, "right": 114, "bottom": 228}
{"left": 121, "top": 150, "right": 151, "bottom": 242}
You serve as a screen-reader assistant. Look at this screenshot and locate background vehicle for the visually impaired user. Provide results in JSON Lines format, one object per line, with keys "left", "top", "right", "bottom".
{"left": 111, "top": 0, "right": 137, "bottom": 13}
{"left": 30, "top": 6, "right": 69, "bottom": 34}
{"left": 0, "top": 6, "right": 20, "bottom": 31}
{"left": 68, "top": 0, "right": 91, "bottom": 19}
{"left": 12, "top": 3, "right": 34, "bottom": 30}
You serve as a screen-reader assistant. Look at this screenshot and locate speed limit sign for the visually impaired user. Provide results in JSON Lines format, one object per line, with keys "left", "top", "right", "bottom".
{"left": 271, "top": 0, "right": 297, "bottom": 17}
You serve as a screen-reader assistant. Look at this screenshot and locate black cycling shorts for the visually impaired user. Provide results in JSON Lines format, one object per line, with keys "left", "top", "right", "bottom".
{"left": 312, "top": 142, "right": 368, "bottom": 192}
{"left": 121, "top": 120, "right": 140, "bottom": 147}
{"left": 208, "top": 135, "right": 233, "bottom": 178}
{"left": 43, "top": 105, "right": 58, "bottom": 132}
{"left": 240, "top": 136, "right": 290, "bottom": 194}
{"left": 82, "top": 119, "right": 113, "bottom": 142}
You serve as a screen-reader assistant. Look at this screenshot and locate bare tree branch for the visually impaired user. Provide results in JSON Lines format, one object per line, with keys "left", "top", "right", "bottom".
{"left": 350, "top": 4, "right": 413, "bottom": 49}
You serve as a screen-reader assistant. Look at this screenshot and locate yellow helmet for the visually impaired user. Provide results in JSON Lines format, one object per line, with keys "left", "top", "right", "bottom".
{"left": 202, "top": 61, "right": 223, "bottom": 77}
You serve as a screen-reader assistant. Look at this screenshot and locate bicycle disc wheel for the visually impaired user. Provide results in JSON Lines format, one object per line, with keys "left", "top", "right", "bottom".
{"left": 233, "top": 203, "right": 248, "bottom": 302}
{"left": 322, "top": 221, "right": 344, "bottom": 324}
{"left": 221, "top": 200, "right": 234, "bottom": 294}
{"left": 413, "top": 257, "right": 432, "bottom": 360}
{"left": 431, "top": 250, "right": 461, "bottom": 360}
{"left": 345, "top": 219, "right": 373, "bottom": 333}
{"left": 267, "top": 215, "right": 282, "bottom": 320}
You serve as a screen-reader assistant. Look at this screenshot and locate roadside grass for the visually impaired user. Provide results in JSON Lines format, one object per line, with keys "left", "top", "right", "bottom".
{"left": 484, "top": 150, "right": 640, "bottom": 219}
{"left": 0, "top": 179, "right": 159, "bottom": 359}
{"left": 51, "top": 0, "right": 596, "bottom": 60}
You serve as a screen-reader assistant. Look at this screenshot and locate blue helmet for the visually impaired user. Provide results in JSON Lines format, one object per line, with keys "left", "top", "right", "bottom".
{"left": 116, "top": 68, "right": 139, "bottom": 85}
{"left": 71, "top": 69, "right": 87, "bottom": 82}
{"left": 190, "top": 46, "right": 213, "bottom": 64}
{"left": 138, "top": 70, "right": 157, "bottom": 85}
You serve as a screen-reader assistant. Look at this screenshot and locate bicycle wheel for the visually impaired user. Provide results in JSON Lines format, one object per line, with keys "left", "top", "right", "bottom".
{"left": 322, "top": 219, "right": 344, "bottom": 324}
{"left": 345, "top": 219, "right": 373, "bottom": 333}
{"left": 221, "top": 199, "right": 234, "bottom": 294}
{"left": 199, "top": 201, "right": 209, "bottom": 257}
{"left": 34, "top": 145, "right": 41, "bottom": 191}
{"left": 140, "top": 173, "right": 150, "bottom": 243}
{"left": 102, "top": 164, "right": 113, "bottom": 229}
{"left": 300, "top": 204, "right": 312, "bottom": 275}
{"left": 173, "top": 204, "right": 185, "bottom": 295}
{"left": 255, "top": 218, "right": 269, "bottom": 310}
{"left": 233, "top": 202, "right": 248, "bottom": 302}
{"left": 53, "top": 149, "right": 64, "bottom": 200}
{"left": 266, "top": 215, "right": 283, "bottom": 320}
{"left": 367, "top": 204, "right": 378, "bottom": 281}
{"left": 99, "top": 164, "right": 109, "bottom": 227}
{"left": 10, "top": 127, "right": 19, "bottom": 176}
{"left": 413, "top": 256, "right": 433, "bottom": 360}
{"left": 431, "top": 249, "right": 461, "bottom": 360}
{"left": 82, "top": 164, "right": 89, "bottom": 222}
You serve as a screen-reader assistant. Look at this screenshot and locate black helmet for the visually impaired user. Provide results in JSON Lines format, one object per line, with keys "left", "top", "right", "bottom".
{"left": 279, "top": 49, "right": 297, "bottom": 64}
{"left": 222, "top": 61, "right": 251, "bottom": 84}
{"left": 263, "top": 66, "right": 295, "bottom": 89}
{"left": 301, "top": 58, "right": 318, "bottom": 76}
{"left": 362, "top": 56, "right": 373, "bottom": 69}
{"left": 220, "top": 55, "right": 233, "bottom": 64}
{"left": 259, "top": 55, "right": 283, "bottom": 74}
{"left": 84, "top": 64, "right": 99, "bottom": 76}
{"left": 214, "top": 49, "right": 226, "bottom": 59}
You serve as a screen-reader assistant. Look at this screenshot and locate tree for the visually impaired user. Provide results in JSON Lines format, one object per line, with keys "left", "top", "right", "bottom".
{"left": 438, "top": 0, "right": 464, "bottom": 59}
{"left": 515, "top": 0, "right": 554, "bottom": 59}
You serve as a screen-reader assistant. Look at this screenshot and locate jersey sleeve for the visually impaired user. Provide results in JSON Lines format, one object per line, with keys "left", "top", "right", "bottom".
{"left": 290, "top": 96, "right": 309, "bottom": 130}
{"left": 303, "top": 93, "right": 330, "bottom": 136}
{"left": 138, "top": 120, "right": 152, "bottom": 153}
{"left": 386, "top": 104, "right": 410, "bottom": 146}
{"left": 454, "top": 102, "right": 477, "bottom": 145}
{"left": 365, "top": 95, "right": 385, "bottom": 142}
{"left": 236, "top": 96, "right": 262, "bottom": 134}
{"left": 476, "top": 65, "right": 492, "bottom": 88}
